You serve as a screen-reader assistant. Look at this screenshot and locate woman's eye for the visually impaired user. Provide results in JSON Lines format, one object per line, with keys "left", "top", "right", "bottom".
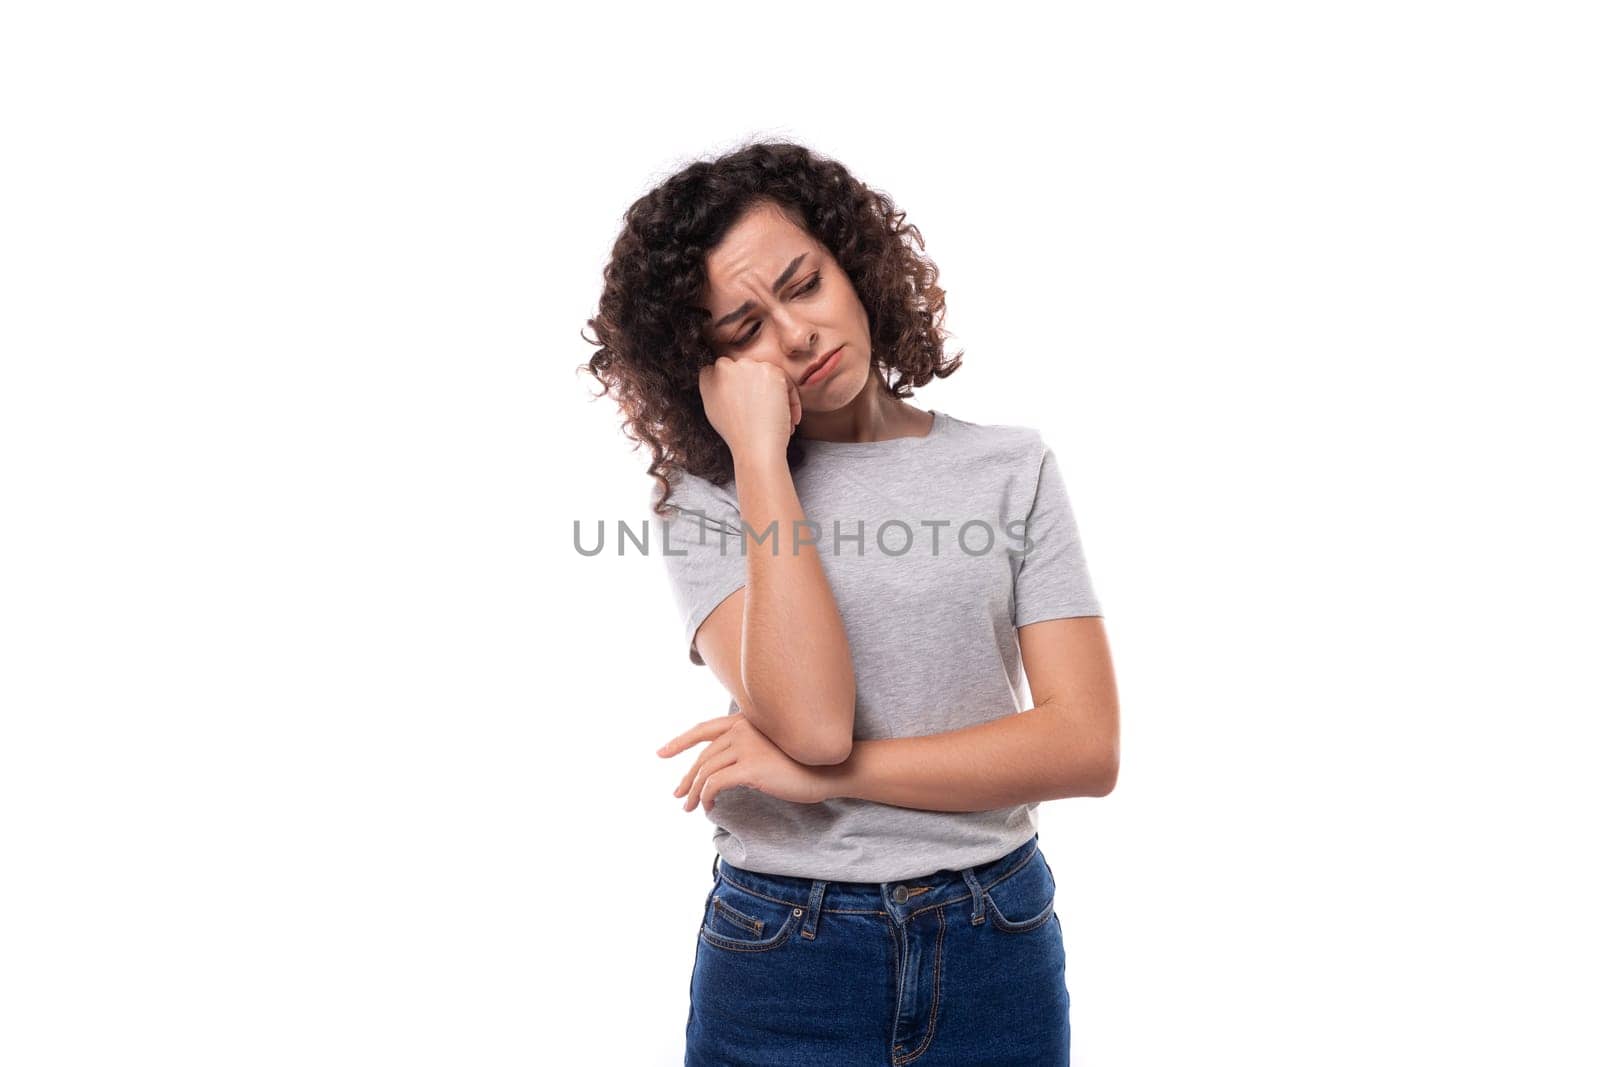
{"left": 732, "top": 275, "right": 821, "bottom": 347}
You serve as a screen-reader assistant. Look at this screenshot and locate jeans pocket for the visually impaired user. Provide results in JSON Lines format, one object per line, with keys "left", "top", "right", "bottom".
{"left": 699, "top": 880, "right": 804, "bottom": 953}
{"left": 983, "top": 848, "right": 1057, "bottom": 934}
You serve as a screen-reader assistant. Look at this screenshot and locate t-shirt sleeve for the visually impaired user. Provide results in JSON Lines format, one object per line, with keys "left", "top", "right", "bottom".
{"left": 1011, "top": 436, "right": 1104, "bottom": 628}
{"left": 651, "top": 473, "right": 749, "bottom": 666}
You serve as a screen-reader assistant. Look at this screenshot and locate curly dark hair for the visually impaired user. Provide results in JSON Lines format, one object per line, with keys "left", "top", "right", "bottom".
{"left": 578, "top": 139, "right": 964, "bottom": 518}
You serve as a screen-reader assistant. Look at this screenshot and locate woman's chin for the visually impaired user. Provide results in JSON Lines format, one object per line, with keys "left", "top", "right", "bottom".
{"left": 806, "top": 364, "right": 869, "bottom": 410}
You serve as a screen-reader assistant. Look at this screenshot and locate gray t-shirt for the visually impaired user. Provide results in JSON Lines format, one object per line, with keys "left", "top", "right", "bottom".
{"left": 650, "top": 408, "right": 1103, "bottom": 882}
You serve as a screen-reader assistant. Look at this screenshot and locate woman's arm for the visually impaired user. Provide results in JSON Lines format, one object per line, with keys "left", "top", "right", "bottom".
{"left": 816, "top": 617, "right": 1118, "bottom": 807}
{"left": 663, "top": 619, "right": 1118, "bottom": 813}
{"left": 692, "top": 446, "right": 857, "bottom": 766}
{"left": 687, "top": 355, "right": 857, "bottom": 766}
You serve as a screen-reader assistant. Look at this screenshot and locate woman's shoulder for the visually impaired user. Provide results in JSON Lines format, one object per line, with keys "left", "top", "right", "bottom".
{"left": 646, "top": 466, "right": 740, "bottom": 521}
{"left": 936, "top": 410, "right": 1049, "bottom": 463}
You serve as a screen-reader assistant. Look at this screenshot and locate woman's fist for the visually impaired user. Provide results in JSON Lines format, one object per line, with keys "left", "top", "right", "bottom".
{"left": 698, "top": 356, "right": 802, "bottom": 460}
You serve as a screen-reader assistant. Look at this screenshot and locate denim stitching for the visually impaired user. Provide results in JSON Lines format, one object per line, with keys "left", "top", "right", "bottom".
{"left": 820, "top": 906, "right": 890, "bottom": 915}
{"left": 901, "top": 841, "right": 1040, "bottom": 922}
{"left": 711, "top": 896, "right": 765, "bottom": 936}
{"left": 982, "top": 887, "right": 1055, "bottom": 933}
{"left": 698, "top": 912, "right": 800, "bottom": 953}
{"left": 883, "top": 919, "right": 901, "bottom": 1059}
{"left": 717, "top": 840, "right": 1041, "bottom": 920}
{"left": 714, "top": 876, "right": 806, "bottom": 911}
{"left": 888, "top": 911, "right": 906, "bottom": 1056}
{"left": 981, "top": 846, "right": 1055, "bottom": 932}
{"left": 893, "top": 906, "right": 946, "bottom": 1065}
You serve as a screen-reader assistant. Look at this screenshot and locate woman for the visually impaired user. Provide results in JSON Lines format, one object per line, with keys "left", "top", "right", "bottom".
{"left": 581, "top": 140, "right": 1119, "bottom": 1065}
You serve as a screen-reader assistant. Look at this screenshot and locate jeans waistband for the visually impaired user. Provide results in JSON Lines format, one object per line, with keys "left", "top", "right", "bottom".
{"left": 711, "top": 834, "right": 1042, "bottom": 928}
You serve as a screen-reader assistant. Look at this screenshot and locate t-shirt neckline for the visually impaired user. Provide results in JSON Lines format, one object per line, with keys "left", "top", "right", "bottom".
{"left": 794, "top": 409, "right": 946, "bottom": 455}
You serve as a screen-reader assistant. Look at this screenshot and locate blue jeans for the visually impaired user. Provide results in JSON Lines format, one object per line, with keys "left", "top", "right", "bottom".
{"left": 685, "top": 834, "right": 1070, "bottom": 1065}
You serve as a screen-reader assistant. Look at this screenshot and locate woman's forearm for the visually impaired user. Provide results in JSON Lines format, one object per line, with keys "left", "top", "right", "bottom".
{"left": 731, "top": 447, "right": 858, "bottom": 765}
{"left": 816, "top": 703, "right": 1118, "bottom": 809}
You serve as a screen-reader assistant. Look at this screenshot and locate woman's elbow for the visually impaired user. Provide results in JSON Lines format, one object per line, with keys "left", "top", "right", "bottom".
{"left": 1091, "top": 745, "right": 1119, "bottom": 797}
{"left": 802, "top": 688, "right": 857, "bottom": 765}
{"left": 747, "top": 675, "right": 856, "bottom": 766}
{"left": 771, "top": 710, "right": 853, "bottom": 765}
{"left": 742, "top": 698, "right": 854, "bottom": 766}
{"left": 790, "top": 730, "right": 853, "bottom": 767}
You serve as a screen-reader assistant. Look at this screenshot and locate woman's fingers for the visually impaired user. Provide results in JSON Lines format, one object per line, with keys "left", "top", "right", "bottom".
{"left": 685, "top": 749, "right": 739, "bottom": 812}
{"left": 656, "top": 714, "right": 737, "bottom": 757}
{"left": 683, "top": 745, "right": 735, "bottom": 809}
{"left": 788, "top": 376, "right": 803, "bottom": 431}
{"left": 674, "top": 735, "right": 729, "bottom": 797}
{"left": 661, "top": 713, "right": 746, "bottom": 809}
{"left": 700, "top": 767, "right": 738, "bottom": 812}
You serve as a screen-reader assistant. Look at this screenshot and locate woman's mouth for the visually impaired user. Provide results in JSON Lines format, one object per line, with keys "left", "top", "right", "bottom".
{"left": 802, "top": 346, "right": 844, "bottom": 387}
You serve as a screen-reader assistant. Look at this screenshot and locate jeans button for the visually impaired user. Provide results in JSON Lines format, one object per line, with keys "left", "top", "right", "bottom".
{"left": 892, "top": 885, "right": 909, "bottom": 904}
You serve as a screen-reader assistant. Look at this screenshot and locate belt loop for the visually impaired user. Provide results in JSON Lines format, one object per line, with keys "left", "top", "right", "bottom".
{"left": 710, "top": 851, "right": 721, "bottom": 883}
{"left": 800, "top": 879, "right": 828, "bottom": 940}
{"left": 961, "top": 866, "right": 986, "bottom": 925}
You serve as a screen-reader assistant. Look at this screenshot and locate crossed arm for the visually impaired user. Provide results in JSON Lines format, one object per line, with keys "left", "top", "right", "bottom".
{"left": 684, "top": 453, "right": 1117, "bottom": 807}
{"left": 819, "top": 616, "right": 1119, "bottom": 807}
{"left": 683, "top": 606, "right": 1119, "bottom": 809}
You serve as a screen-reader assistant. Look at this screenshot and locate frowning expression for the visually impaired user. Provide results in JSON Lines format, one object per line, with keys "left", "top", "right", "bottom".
{"left": 698, "top": 201, "right": 873, "bottom": 408}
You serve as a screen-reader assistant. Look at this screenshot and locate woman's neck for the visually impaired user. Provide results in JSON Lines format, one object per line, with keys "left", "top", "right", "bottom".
{"left": 796, "top": 382, "right": 929, "bottom": 444}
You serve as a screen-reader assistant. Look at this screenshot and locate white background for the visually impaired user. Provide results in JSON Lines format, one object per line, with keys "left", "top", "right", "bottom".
{"left": 3, "top": 2, "right": 1596, "bottom": 1064}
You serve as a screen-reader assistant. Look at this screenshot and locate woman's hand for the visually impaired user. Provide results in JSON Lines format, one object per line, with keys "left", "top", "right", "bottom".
{"left": 656, "top": 710, "right": 832, "bottom": 812}
{"left": 698, "top": 356, "right": 802, "bottom": 461}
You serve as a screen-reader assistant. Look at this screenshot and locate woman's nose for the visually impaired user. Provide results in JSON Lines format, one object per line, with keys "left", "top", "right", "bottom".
{"left": 772, "top": 307, "right": 812, "bottom": 351}
{"left": 781, "top": 322, "right": 817, "bottom": 358}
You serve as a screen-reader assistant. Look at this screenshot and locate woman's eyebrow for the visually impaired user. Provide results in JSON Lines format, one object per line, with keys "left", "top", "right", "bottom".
{"left": 712, "top": 252, "right": 809, "bottom": 328}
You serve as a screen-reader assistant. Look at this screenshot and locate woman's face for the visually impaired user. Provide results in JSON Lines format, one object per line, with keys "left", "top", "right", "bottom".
{"left": 697, "top": 201, "right": 874, "bottom": 411}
